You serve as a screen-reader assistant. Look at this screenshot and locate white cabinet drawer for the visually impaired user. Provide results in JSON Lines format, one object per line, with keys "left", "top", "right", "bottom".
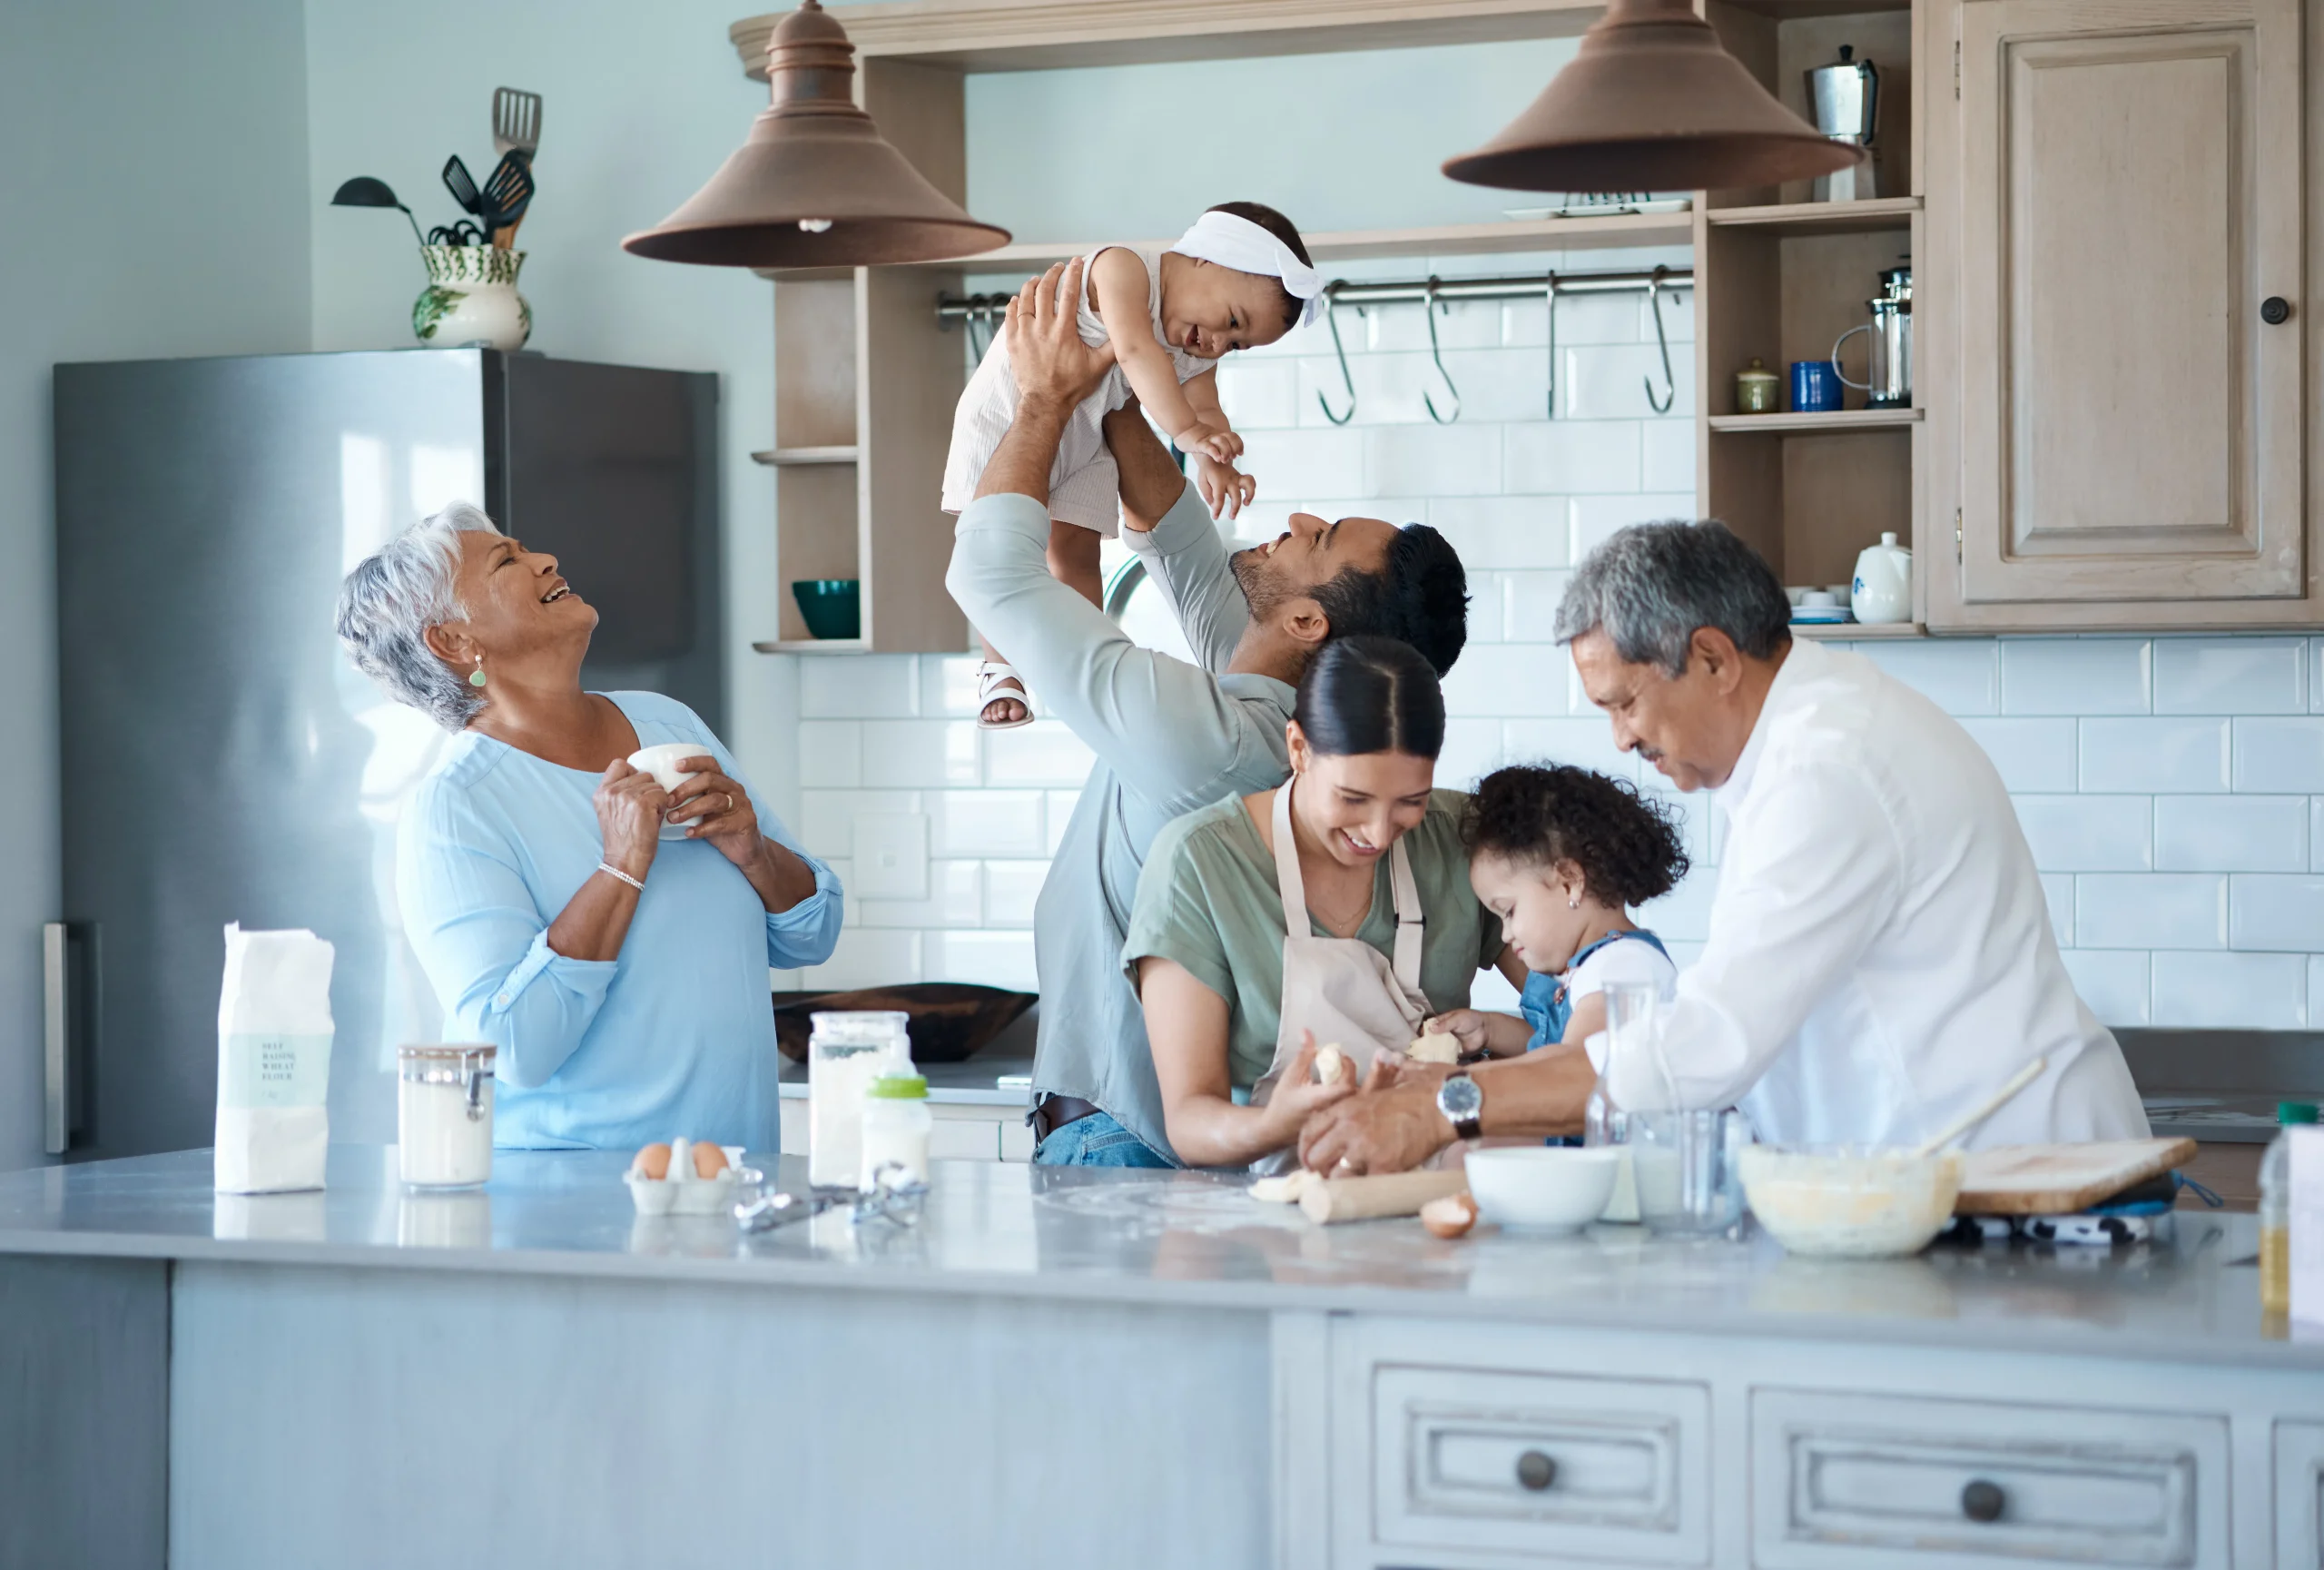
{"left": 2280, "top": 1421, "right": 2324, "bottom": 1568}
{"left": 1374, "top": 1364, "right": 1709, "bottom": 1565}
{"left": 1751, "top": 1388, "right": 2229, "bottom": 1569}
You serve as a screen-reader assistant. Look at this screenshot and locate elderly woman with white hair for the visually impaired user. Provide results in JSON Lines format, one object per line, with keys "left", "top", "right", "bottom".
{"left": 339, "top": 502, "right": 842, "bottom": 1151}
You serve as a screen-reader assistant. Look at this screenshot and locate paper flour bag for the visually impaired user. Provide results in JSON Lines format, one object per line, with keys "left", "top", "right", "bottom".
{"left": 214, "top": 923, "right": 335, "bottom": 1193}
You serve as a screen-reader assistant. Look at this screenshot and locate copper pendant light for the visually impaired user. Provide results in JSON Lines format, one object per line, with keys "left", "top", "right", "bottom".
{"left": 1443, "top": 0, "right": 1862, "bottom": 193}
{"left": 624, "top": 0, "right": 1009, "bottom": 268}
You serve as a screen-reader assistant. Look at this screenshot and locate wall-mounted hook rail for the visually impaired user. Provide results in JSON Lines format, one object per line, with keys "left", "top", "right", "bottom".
{"left": 932, "top": 266, "right": 1693, "bottom": 424}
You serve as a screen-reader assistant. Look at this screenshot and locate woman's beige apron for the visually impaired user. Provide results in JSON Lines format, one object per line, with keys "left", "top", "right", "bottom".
{"left": 1249, "top": 782, "right": 1431, "bottom": 1171}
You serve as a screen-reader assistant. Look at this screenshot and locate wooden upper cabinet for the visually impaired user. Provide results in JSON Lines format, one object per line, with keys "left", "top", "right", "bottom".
{"left": 1942, "top": 0, "right": 2309, "bottom": 625}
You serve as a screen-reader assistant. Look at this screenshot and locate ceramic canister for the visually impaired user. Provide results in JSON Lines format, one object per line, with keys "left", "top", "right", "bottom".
{"left": 413, "top": 245, "right": 531, "bottom": 352}
{"left": 1850, "top": 531, "right": 1913, "bottom": 624}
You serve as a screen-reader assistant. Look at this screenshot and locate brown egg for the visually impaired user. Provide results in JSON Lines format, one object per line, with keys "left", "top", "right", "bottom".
{"left": 1421, "top": 1191, "right": 1479, "bottom": 1239}
{"left": 635, "top": 1142, "right": 672, "bottom": 1180}
{"left": 693, "top": 1141, "right": 730, "bottom": 1180}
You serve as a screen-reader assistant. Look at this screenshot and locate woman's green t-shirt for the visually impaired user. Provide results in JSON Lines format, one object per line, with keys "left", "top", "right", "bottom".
{"left": 1122, "top": 787, "right": 1505, "bottom": 1090}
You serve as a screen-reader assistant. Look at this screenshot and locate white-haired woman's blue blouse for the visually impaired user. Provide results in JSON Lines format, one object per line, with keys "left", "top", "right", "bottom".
{"left": 397, "top": 691, "right": 842, "bottom": 1150}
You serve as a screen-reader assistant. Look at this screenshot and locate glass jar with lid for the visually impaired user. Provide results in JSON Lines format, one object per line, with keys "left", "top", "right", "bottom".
{"left": 397, "top": 1043, "right": 495, "bottom": 1189}
{"left": 808, "top": 1012, "right": 911, "bottom": 1190}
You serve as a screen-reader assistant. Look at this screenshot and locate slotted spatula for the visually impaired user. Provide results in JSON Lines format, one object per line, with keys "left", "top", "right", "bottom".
{"left": 441, "top": 154, "right": 483, "bottom": 218}
{"left": 493, "top": 87, "right": 542, "bottom": 162}
{"left": 480, "top": 152, "right": 536, "bottom": 249}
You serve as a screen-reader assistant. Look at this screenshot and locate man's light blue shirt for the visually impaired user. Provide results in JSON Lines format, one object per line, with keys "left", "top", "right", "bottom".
{"left": 397, "top": 691, "right": 842, "bottom": 1151}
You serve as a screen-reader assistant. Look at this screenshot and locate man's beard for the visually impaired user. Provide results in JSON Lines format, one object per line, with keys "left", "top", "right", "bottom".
{"left": 1230, "top": 547, "right": 1283, "bottom": 617}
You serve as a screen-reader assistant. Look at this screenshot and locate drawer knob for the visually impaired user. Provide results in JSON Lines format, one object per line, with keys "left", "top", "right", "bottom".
{"left": 2262, "top": 296, "right": 2293, "bottom": 325}
{"left": 1515, "top": 1450, "right": 1558, "bottom": 1491}
{"left": 1961, "top": 1479, "right": 2006, "bottom": 1524}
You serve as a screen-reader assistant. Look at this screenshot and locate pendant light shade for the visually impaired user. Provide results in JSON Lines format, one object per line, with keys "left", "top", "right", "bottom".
{"left": 1443, "top": 0, "right": 1863, "bottom": 193}
{"left": 623, "top": 0, "right": 1009, "bottom": 268}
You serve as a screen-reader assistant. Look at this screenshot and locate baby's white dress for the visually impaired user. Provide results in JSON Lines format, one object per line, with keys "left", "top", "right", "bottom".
{"left": 939, "top": 244, "right": 1217, "bottom": 537}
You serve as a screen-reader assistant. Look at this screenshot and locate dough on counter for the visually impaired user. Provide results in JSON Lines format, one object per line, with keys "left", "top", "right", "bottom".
{"left": 1315, "top": 1043, "right": 1350, "bottom": 1086}
{"left": 1250, "top": 1170, "right": 1319, "bottom": 1204}
{"left": 1406, "top": 1030, "right": 1461, "bottom": 1065}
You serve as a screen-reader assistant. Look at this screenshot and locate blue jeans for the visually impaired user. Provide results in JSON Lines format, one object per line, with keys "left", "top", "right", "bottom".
{"left": 1033, "top": 1109, "right": 1176, "bottom": 1168}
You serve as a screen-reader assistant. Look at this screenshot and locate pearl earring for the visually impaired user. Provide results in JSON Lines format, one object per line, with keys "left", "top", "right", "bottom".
{"left": 1568, "top": 894, "right": 1581, "bottom": 910}
{"left": 468, "top": 657, "right": 487, "bottom": 689}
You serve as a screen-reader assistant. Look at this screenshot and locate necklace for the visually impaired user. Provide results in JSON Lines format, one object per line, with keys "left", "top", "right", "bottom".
{"left": 1286, "top": 776, "right": 1377, "bottom": 937}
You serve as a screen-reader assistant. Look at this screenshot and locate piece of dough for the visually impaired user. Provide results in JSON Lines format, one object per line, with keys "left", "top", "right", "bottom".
{"left": 1407, "top": 1030, "right": 1461, "bottom": 1065}
{"left": 1315, "top": 1043, "right": 1349, "bottom": 1085}
{"left": 1250, "top": 1170, "right": 1318, "bottom": 1204}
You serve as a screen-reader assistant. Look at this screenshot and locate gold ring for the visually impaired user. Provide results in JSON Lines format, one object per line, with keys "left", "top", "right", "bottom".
{"left": 724, "top": 792, "right": 735, "bottom": 813}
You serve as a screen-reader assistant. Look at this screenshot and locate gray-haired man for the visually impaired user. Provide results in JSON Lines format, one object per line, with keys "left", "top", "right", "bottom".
{"left": 1304, "top": 518, "right": 2144, "bottom": 1175}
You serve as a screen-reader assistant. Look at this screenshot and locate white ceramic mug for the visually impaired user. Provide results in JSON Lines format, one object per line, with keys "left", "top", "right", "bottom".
{"left": 627, "top": 743, "right": 709, "bottom": 841}
{"left": 1850, "top": 532, "right": 1914, "bottom": 624}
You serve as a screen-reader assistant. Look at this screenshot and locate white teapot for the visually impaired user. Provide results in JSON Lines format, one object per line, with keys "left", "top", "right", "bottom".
{"left": 1850, "top": 531, "right": 1913, "bottom": 625}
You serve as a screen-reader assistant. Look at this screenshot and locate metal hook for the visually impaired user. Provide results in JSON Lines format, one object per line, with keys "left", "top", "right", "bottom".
{"left": 966, "top": 298, "right": 998, "bottom": 362}
{"left": 1642, "top": 265, "right": 1676, "bottom": 414}
{"left": 1316, "top": 284, "right": 1357, "bottom": 426}
{"left": 1543, "top": 271, "right": 1559, "bottom": 419}
{"left": 1422, "top": 276, "right": 1462, "bottom": 424}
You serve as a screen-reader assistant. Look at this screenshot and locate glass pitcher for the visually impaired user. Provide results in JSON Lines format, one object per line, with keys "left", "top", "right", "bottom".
{"left": 1583, "top": 982, "right": 1662, "bottom": 1221}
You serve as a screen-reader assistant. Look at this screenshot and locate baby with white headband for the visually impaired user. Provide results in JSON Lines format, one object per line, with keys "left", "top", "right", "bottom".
{"left": 940, "top": 200, "right": 1320, "bottom": 728}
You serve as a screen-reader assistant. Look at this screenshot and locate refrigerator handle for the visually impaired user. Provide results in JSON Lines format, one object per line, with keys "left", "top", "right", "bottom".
{"left": 43, "top": 922, "right": 68, "bottom": 1154}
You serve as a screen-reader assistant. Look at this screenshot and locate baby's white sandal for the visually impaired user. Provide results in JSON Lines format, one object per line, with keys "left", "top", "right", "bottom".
{"left": 976, "top": 660, "right": 1035, "bottom": 731}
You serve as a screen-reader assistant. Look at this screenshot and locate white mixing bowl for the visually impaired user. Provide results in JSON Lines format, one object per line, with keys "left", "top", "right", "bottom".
{"left": 1739, "top": 1146, "right": 1964, "bottom": 1259}
{"left": 1464, "top": 1147, "right": 1621, "bottom": 1234}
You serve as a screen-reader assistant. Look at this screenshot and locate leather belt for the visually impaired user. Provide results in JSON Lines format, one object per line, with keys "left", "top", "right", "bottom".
{"left": 1031, "top": 1094, "right": 1100, "bottom": 1142}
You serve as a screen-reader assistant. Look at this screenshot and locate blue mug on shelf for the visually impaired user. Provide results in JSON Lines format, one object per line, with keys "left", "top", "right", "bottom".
{"left": 1790, "top": 360, "right": 1843, "bottom": 413}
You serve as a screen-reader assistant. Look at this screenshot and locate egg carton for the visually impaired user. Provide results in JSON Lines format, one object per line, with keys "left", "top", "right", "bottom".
{"left": 625, "top": 1137, "right": 747, "bottom": 1216}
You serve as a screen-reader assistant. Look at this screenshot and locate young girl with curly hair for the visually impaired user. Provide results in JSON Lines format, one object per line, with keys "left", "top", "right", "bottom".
{"left": 1428, "top": 763, "right": 1690, "bottom": 1059}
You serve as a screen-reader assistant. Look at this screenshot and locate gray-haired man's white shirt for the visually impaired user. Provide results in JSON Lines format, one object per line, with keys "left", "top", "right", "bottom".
{"left": 944, "top": 483, "right": 1295, "bottom": 1162}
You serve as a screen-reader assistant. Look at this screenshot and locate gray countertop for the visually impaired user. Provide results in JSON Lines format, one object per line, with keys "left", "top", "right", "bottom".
{"left": 1, "top": 1147, "right": 2312, "bottom": 1369}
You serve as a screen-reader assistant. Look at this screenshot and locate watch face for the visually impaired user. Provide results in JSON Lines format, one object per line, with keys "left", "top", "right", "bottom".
{"left": 1437, "top": 1073, "right": 1483, "bottom": 1121}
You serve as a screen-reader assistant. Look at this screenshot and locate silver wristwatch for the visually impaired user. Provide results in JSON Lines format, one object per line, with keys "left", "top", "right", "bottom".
{"left": 1436, "top": 1071, "right": 1483, "bottom": 1141}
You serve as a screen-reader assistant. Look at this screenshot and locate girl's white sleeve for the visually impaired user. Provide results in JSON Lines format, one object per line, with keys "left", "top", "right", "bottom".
{"left": 1568, "top": 939, "right": 1679, "bottom": 1004}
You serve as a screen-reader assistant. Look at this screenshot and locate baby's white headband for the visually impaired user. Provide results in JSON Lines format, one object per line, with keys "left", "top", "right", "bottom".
{"left": 1167, "top": 210, "right": 1324, "bottom": 330}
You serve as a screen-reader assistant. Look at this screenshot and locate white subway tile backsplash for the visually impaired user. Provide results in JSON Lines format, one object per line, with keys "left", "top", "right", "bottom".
{"left": 1364, "top": 297, "right": 1502, "bottom": 353}
{"left": 2154, "top": 637, "right": 2307, "bottom": 715}
{"left": 1502, "top": 716, "right": 1638, "bottom": 782}
{"left": 2228, "top": 874, "right": 2324, "bottom": 951}
{"left": 1295, "top": 351, "right": 1434, "bottom": 428}
{"left": 2074, "top": 874, "right": 2225, "bottom": 949}
{"left": 1640, "top": 418, "right": 1696, "bottom": 494}
{"left": 982, "top": 860, "right": 1048, "bottom": 926}
{"left": 2151, "top": 950, "right": 2306, "bottom": 1029}
{"left": 1571, "top": 494, "right": 1696, "bottom": 562}
{"left": 2060, "top": 950, "right": 2150, "bottom": 1026}
{"left": 801, "top": 929, "right": 922, "bottom": 990}
{"left": 857, "top": 858, "right": 980, "bottom": 929}
{"left": 861, "top": 719, "right": 980, "bottom": 788}
{"left": 1504, "top": 420, "right": 1641, "bottom": 495}
{"left": 1443, "top": 646, "right": 1565, "bottom": 718}
{"left": 801, "top": 654, "right": 919, "bottom": 719}
{"left": 1560, "top": 344, "right": 1698, "bottom": 422}
{"left": 1439, "top": 349, "right": 1552, "bottom": 425}
{"left": 1236, "top": 427, "right": 1368, "bottom": 498}
{"left": 1435, "top": 718, "right": 1503, "bottom": 791}
{"left": 1635, "top": 871, "right": 1717, "bottom": 942}
{"left": 2233, "top": 716, "right": 2324, "bottom": 792}
{"left": 1858, "top": 641, "right": 2000, "bottom": 716}
{"left": 1215, "top": 358, "right": 1299, "bottom": 430}
{"left": 1501, "top": 571, "right": 1575, "bottom": 644}
{"left": 926, "top": 931, "right": 1039, "bottom": 992}
{"left": 2078, "top": 717, "right": 2230, "bottom": 793}
{"left": 2153, "top": 795, "right": 2307, "bottom": 873}
{"left": 850, "top": 811, "right": 930, "bottom": 899}
{"left": 920, "top": 655, "right": 985, "bottom": 718}
{"left": 1501, "top": 291, "right": 1642, "bottom": 349}
{"left": 1368, "top": 424, "right": 1502, "bottom": 498}
{"left": 931, "top": 790, "right": 1045, "bottom": 858}
{"left": 985, "top": 721, "right": 1096, "bottom": 788}
{"left": 2039, "top": 873, "right": 2074, "bottom": 946}
{"left": 1426, "top": 497, "right": 1569, "bottom": 570}
{"left": 2012, "top": 795, "right": 2151, "bottom": 872}
{"left": 1956, "top": 718, "right": 2077, "bottom": 792}
{"left": 2312, "top": 957, "right": 2324, "bottom": 1024}
{"left": 801, "top": 789, "right": 919, "bottom": 858}
{"left": 2000, "top": 638, "right": 2151, "bottom": 716}
{"left": 796, "top": 720, "right": 862, "bottom": 789}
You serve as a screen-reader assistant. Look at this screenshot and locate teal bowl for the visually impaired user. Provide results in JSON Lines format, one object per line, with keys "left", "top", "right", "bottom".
{"left": 791, "top": 578, "right": 862, "bottom": 640}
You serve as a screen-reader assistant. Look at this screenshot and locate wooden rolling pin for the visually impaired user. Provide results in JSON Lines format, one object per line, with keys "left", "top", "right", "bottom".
{"left": 1299, "top": 1170, "right": 1467, "bottom": 1224}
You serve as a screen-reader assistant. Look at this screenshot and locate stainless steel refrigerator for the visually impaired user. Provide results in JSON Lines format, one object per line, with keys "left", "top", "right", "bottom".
{"left": 49, "top": 349, "right": 719, "bottom": 1160}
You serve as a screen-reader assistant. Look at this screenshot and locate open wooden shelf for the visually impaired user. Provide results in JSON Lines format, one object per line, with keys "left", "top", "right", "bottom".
{"left": 929, "top": 212, "right": 1694, "bottom": 274}
{"left": 1706, "top": 196, "right": 1921, "bottom": 234}
{"left": 1792, "top": 620, "right": 1925, "bottom": 639}
{"left": 734, "top": 0, "right": 1610, "bottom": 75}
{"left": 1709, "top": 408, "right": 1923, "bottom": 433}
{"left": 752, "top": 446, "right": 861, "bottom": 466}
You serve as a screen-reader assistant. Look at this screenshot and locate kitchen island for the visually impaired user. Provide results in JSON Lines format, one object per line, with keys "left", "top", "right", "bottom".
{"left": 2, "top": 1148, "right": 2319, "bottom": 1569}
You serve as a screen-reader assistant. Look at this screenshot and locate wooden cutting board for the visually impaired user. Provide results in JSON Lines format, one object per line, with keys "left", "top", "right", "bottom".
{"left": 1953, "top": 1138, "right": 2198, "bottom": 1215}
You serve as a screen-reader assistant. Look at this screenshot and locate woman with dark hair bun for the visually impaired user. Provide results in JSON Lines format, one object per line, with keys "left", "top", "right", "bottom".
{"left": 1123, "top": 637, "right": 1520, "bottom": 1169}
